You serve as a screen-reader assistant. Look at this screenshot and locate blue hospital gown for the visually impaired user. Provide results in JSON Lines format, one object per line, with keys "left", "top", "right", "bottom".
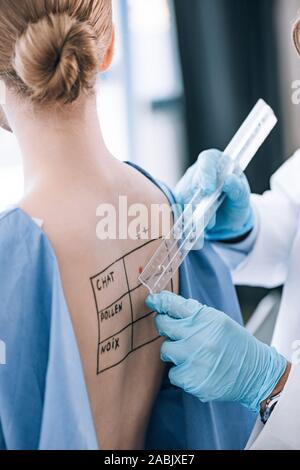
{"left": 0, "top": 164, "right": 255, "bottom": 450}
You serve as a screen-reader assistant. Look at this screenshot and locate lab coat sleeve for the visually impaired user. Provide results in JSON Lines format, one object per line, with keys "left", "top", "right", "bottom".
{"left": 246, "top": 365, "right": 300, "bottom": 450}
{"left": 213, "top": 220, "right": 258, "bottom": 271}
{"left": 217, "top": 151, "right": 300, "bottom": 288}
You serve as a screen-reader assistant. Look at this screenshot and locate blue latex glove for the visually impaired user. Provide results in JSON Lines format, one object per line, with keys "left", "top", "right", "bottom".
{"left": 146, "top": 292, "right": 287, "bottom": 413}
{"left": 175, "top": 149, "right": 254, "bottom": 241}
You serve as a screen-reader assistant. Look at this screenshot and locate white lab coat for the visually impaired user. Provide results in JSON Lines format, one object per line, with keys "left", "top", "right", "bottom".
{"left": 218, "top": 150, "right": 300, "bottom": 449}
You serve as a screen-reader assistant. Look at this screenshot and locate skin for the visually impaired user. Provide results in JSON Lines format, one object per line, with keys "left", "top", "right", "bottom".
{"left": 0, "top": 105, "right": 11, "bottom": 132}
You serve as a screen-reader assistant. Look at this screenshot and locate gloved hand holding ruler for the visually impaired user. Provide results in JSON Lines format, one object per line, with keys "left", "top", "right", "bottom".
{"left": 139, "top": 99, "right": 278, "bottom": 294}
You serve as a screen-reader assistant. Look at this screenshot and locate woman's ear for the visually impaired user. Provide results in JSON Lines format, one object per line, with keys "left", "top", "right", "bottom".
{"left": 100, "top": 27, "right": 116, "bottom": 73}
{"left": 0, "top": 105, "right": 12, "bottom": 133}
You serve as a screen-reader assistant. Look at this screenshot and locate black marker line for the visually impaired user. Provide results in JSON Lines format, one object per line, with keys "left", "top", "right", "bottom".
{"left": 90, "top": 277, "right": 102, "bottom": 375}
{"left": 128, "top": 283, "right": 143, "bottom": 295}
{"left": 132, "top": 311, "right": 156, "bottom": 326}
{"left": 131, "top": 336, "right": 162, "bottom": 356}
{"left": 90, "top": 277, "right": 99, "bottom": 316}
{"left": 97, "top": 282, "right": 145, "bottom": 315}
{"left": 98, "top": 349, "right": 133, "bottom": 375}
{"left": 127, "top": 282, "right": 146, "bottom": 295}
{"left": 99, "top": 319, "right": 132, "bottom": 345}
{"left": 92, "top": 276, "right": 152, "bottom": 372}
{"left": 91, "top": 235, "right": 165, "bottom": 375}
{"left": 99, "top": 311, "right": 155, "bottom": 345}
{"left": 90, "top": 237, "right": 163, "bottom": 281}
{"left": 123, "top": 258, "right": 134, "bottom": 351}
{"left": 97, "top": 342, "right": 100, "bottom": 375}
{"left": 122, "top": 236, "right": 163, "bottom": 259}
{"left": 97, "top": 335, "right": 162, "bottom": 375}
{"left": 98, "top": 292, "right": 130, "bottom": 316}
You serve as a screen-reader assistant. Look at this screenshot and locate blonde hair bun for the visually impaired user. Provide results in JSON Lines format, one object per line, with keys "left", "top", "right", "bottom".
{"left": 14, "top": 13, "right": 99, "bottom": 104}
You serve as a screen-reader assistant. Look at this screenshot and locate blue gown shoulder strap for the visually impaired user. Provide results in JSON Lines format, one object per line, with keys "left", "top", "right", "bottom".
{"left": 127, "top": 162, "right": 177, "bottom": 204}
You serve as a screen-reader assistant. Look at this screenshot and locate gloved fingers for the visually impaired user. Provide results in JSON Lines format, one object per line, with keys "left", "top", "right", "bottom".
{"left": 193, "top": 149, "right": 222, "bottom": 196}
{"left": 168, "top": 362, "right": 196, "bottom": 393}
{"left": 174, "top": 163, "right": 198, "bottom": 206}
{"left": 160, "top": 340, "right": 188, "bottom": 365}
{"left": 177, "top": 186, "right": 196, "bottom": 207}
{"left": 169, "top": 361, "right": 209, "bottom": 401}
{"left": 175, "top": 149, "right": 226, "bottom": 207}
{"left": 217, "top": 153, "right": 232, "bottom": 176}
{"left": 223, "top": 173, "right": 250, "bottom": 204}
{"left": 146, "top": 292, "right": 202, "bottom": 319}
{"left": 155, "top": 313, "right": 204, "bottom": 342}
{"left": 155, "top": 314, "right": 188, "bottom": 340}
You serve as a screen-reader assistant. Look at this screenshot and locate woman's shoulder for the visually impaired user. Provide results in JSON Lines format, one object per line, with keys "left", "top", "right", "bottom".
{"left": 0, "top": 207, "right": 29, "bottom": 242}
{"left": 0, "top": 207, "right": 54, "bottom": 265}
{"left": 0, "top": 207, "right": 34, "bottom": 234}
{"left": 0, "top": 207, "right": 61, "bottom": 326}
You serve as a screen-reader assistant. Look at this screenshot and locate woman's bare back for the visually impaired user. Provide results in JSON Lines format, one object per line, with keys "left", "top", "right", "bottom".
{"left": 20, "top": 160, "right": 179, "bottom": 449}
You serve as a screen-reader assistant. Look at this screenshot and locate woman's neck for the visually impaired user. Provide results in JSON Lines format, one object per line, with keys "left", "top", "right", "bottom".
{"left": 6, "top": 94, "right": 113, "bottom": 196}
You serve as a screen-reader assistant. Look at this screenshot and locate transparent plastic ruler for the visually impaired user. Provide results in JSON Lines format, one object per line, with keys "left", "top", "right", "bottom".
{"left": 139, "top": 99, "right": 278, "bottom": 294}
